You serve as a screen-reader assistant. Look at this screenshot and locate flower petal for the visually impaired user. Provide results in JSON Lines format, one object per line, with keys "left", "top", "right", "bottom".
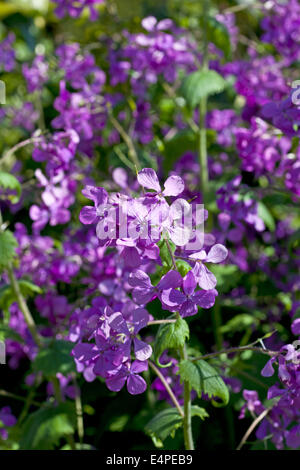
{"left": 133, "top": 338, "right": 153, "bottom": 361}
{"left": 128, "top": 270, "right": 152, "bottom": 289}
{"left": 192, "top": 289, "right": 218, "bottom": 309}
{"left": 205, "top": 244, "right": 228, "bottom": 263}
{"left": 193, "top": 263, "right": 217, "bottom": 290}
{"left": 157, "top": 270, "right": 182, "bottom": 291}
{"left": 163, "top": 175, "right": 184, "bottom": 197}
{"left": 261, "top": 358, "right": 275, "bottom": 377}
{"left": 137, "top": 168, "right": 161, "bottom": 192}
{"left": 127, "top": 374, "right": 147, "bottom": 395}
{"left": 183, "top": 271, "right": 196, "bottom": 296}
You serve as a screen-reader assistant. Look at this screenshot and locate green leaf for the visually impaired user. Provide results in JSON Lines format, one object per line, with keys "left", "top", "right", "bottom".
{"left": 145, "top": 405, "right": 208, "bottom": 447}
{"left": 288, "top": 228, "right": 300, "bottom": 253}
{"left": 220, "top": 313, "right": 258, "bottom": 334}
{"left": 157, "top": 238, "right": 176, "bottom": 270}
{"left": 0, "top": 324, "right": 25, "bottom": 343}
{"left": 0, "top": 230, "right": 18, "bottom": 270}
{"left": 178, "top": 359, "right": 229, "bottom": 406}
{"left": 18, "top": 280, "right": 43, "bottom": 296}
{"left": 154, "top": 317, "right": 189, "bottom": 367}
{"left": 0, "top": 280, "right": 42, "bottom": 313}
{"left": 145, "top": 408, "right": 183, "bottom": 446}
{"left": 175, "top": 259, "right": 191, "bottom": 277}
{"left": 257, "top": 202, "right": 275, "bottom": 232}
{"left": 32, "top": 340, "right": 76, "bottom": 378}
{"left": 19, "top": 403, "right": 75, "bottom": 450}
{"left": 0, "top": 171, "right": 21, "bottom": 204}
{"left": 191, "top": 405, "right": 209, "bottom": 421}
{"left": 206, "top": 17, "right": 231, "bottom": 59}
{"left": 181, "top": 69, "right": 227, "bottom": 108}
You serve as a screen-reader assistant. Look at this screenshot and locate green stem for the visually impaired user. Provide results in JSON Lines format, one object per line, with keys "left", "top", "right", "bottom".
{"left": 6, "top": 265, "right": 43, "bottom": 348}
{"left": 73, "top": 376, "right": 84, "bottom": 448}
{"left": 199, "top": 0, "right": 209, "bottom": 206}
{"left": 52, "top": 376, "right": 77, "bottom": 451}
{"left": 0, "top": 208, "right": 42, "bottom": 348}
{"left": 191, "top": 345, "right": 277, "bottom": 362}
{"left": 147, "top": 319, "right": 176, "bottom": 325}
{"left": 165, "top": 237, "right": 177, "bottom": 270}
{"left": 109, "top": 112, "right": 141, "bottom": 171}
{"left": 179, "top": 344, "right": 194, "bottom": 450}
{"left": 0, "top": 389, "right": 42, "bottom": 408}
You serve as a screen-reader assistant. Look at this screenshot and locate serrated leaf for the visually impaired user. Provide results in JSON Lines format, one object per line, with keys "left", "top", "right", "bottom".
{"left": 178, "top": 359, "right": 229, "bottom": 406}
{"left": 0, "top": 230, "right": 18, "bottom": 270}
{"left": 154, "top": 317, "right": 189, "bottom": 367}
{"left": 19, "top": 403, "right": 76, "bottom": 450}
{"left": 145, "top": 408, "right": 183, "bottom": 445}
{"left": 191, "top": 405, "right": 209, "bottom": 420}
{"left": 32, "top": 340, "right": 76, "bottom": 378}
{"left": 181, "top": 69, "right": 227, "bottom": 108}
{"left": 145, "top": 405, "right": 208, "bottom": 447}
{"left": 0, "top": 171, "right": 21, "bottom": 204}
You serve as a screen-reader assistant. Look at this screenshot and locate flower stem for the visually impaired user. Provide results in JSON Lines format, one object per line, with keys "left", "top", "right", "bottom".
{"left": 179, "top": 345, "right": 194, "bottom": 450}
{"left": 73, "top": 375, "right": 84, "bottom": 448}
{"left": 191, "top": 345, "right": 277, "bottom": 362}
{"left": 109, "top": 111, "right": 141, "bottom": 171}
{"left": 147, "top": 319, "right": 176, "bottom": 325}
{"left": 149, "top": 360, "right": 184, "bottom": 418}
{"left": 6, "top": 264, "right": 43, "bottom": 348}
{"left": 199, "top": 0, "right": 209, "bottom": 205}
{"left": 236, "top": 408, "right": 270, "bottom": 450}
{"left": 165, "top": 237, "right": 177, "bottom": 271}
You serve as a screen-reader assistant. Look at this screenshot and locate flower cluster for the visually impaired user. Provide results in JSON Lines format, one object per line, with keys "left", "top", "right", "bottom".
{"left": 52, "top": 0, "right": 104, "bottom": 20}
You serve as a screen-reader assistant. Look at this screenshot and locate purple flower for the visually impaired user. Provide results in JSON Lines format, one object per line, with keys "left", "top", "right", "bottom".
{"left": 189, "top": 243, "right": 228, "bottom": 290}
{"left": 161, "top": 271, "right": 218, "bottom": 317}
{"left": 0, "top": 34, "right": 16, "bottom": 72}
{"left": 79, "top": 186, "right": 109, "bottom": 225}
{"left": 137, "top": 168, "right": 184, "bottom": 197}
{"left": 53, "top": 0, "right": 104, "bottom": 21}
{"left": 108, "top": 308, "right": 152, "bottom": 361}
{"left": 106, "top": 360, "right": 148, "bottom": 395}
{"left": 0, "top": 407, "right": 17, "bottom": 440}
{"left": 23, "top": 55, "right": 48, "bottom": 93}
{"left": 128, "top": 269, "right": 182, "bottom": 305}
